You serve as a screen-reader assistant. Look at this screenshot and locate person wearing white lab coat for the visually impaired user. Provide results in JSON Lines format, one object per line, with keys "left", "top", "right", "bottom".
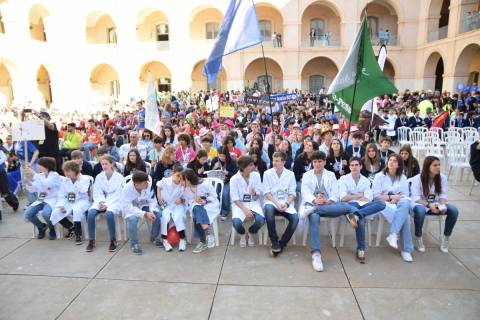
{"left": 411, "top": 156, "right": 458, "bottom": 253}
{"left": 372, "top": 154, "right": 414, "bottom": 262}
{"left": 157, "top": 165, "right": 187, "bottom": 252}
{"left": 50, "top": 161, "right": 92, "bottom": 245}
{"left": 24, "top": 157, "right": 62, "bottom": 240}
{"left": 263, "top": 152, "right": 298, "bottom": 256}
{"left": 121, "top": 171, "right": 161, "bottom": 255}
{"left": 339, "top": 157, "right": 386, "bottom": 263}
{"left": 300, "top": 151, "right": 353, "bottom": 272}
{"left": 182, "top": 168, "right": 220, "bottom": 254}
{"left": 85, "top": 155, "right": 124, "bottom": 253}
{"left": 230, "top": 156, "right": 265, "bottom": 248}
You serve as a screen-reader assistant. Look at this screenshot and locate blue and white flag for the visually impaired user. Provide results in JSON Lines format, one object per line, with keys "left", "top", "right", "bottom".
{"left": 203, "top": 0, "right": 261, "bottom": 84}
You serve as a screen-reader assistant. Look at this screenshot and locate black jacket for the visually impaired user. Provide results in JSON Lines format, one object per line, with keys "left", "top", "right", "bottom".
{"left": 345, "top": 145, "right": 365, "bottom": 159}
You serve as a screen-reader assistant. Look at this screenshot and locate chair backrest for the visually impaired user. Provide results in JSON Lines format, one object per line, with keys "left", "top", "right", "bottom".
{"left": 410, "top": 131, "right": 425, "bottom": 146}
{"left": 429, "top": 127, "right": 444, "bottom": 141}
{"left": 444, "top": 131, "right": 463, "bottom": 145}
{"left": 398, "top": 127, "right": 411, "bottom": 142}
{"left": 413, "top": 127, "right": 428, "bottom": 134}
{"left": 206, "top": 177, "right": 224, "bottom": 210}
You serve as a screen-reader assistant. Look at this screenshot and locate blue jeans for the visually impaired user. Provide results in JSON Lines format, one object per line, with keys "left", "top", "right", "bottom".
{"left": 20, "top": 160, "right": 37, "bottom": 205}
{"left": 87, "top": 209, "right": 116, "bottom": 241}
{"left": 348, "top": 201, "right": 386, "bottom": 250}
{"left": 25, "top": 202, "right": 54, "bottom": 232}
{"left": 389, "top": 199, "right": 413, "bottom": 253}
{"left": 232, "top": 212, "right": 265, "bottom": 235}
{"left": 81, "top": 143, "right": 96, "bottom": 161}
{"left": 193, "top": 205, "right": 210, "bottom": 241}
{"left": 412, "top": 204, "right": 459, "bottom": 237}
{"left": 126, "top": 206, "right": 161, "bottom": 245}
{"left": 308, "top": 202, "right": 352, "bottom": 253}
{"left": 221, "top": 183, "right": 231, "bottom": 216}
{"left": 264, "top": 204, "right": 299, "bottom": 248}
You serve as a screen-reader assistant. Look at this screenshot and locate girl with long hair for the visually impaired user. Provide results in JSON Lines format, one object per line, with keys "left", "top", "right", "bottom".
{"left": 361, "top": 143, "right": 384, "bottom": 181}
{"left": 399, "top": 144, "right": 420, "bottom": 178}
{"left": 325, "top": 138, "right": 350, "bottom": 179}
{"left": 123, "top": 149, "right": 147, "bottom": 177}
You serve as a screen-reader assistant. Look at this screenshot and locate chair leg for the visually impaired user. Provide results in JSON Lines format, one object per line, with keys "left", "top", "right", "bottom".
{"left": 213, "top": 218, "right": 220, "bottom": 246}
{"left": 123, "top": 219, "right": 128, "bottom": 241}
{"left": 438, "top": 216, "right": 443, "bottom": 239}
{"left": 470, "top": 179, "right": 477, "bottom": 195}
{"left": 339, "top": 218, "right": 346, "bottom": 247}
{"left": 375, "top": 215, "right": 384, "bottom": 247}
{"left": 367, "top": 219, "right": 372, "bottom": 247}
{"left": 230, "top": 226, "right": 235, "bottom": 246}
{"left": 302, "top": 219, "right": 308, "bottom": 246}
{"left": 330, "top": 218, "right": 337, "bottom": 248}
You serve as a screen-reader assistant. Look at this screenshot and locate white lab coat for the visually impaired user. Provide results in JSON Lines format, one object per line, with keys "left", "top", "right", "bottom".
{"left": 183, "top": 180, "right": 220, "bottom": 224}
{"left": 157, "top": 177, "right": 186, "bottom": 234}
{"left": 121, "top": 180, "right": 158, "bottom": 219}
{"left": 262, "top": 168, "right": 297, "bottom": 214}
{"left": 372, "top": 172, "right": 411, "bottom": 223}
{"left": 338, "top": 173, "right": 374, "bottom": 205}
{"left": 26, "top": 171, "right": 62, "bottom": 209}
{"left": 410, "top": 173, "right": 448, "bottom": 212}
{"left": 90, "top": 171, "right": 124, "bottom": 215}
{"left": 50, "top": 175, "right": 92, "bottom": 224}
{"left": 230, "top": 171, "right": 264, "bottom": 220}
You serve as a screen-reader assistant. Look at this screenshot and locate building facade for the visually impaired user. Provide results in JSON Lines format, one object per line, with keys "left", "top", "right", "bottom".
{"left": 0, "top": 0, "right": 479, "bottom": 110}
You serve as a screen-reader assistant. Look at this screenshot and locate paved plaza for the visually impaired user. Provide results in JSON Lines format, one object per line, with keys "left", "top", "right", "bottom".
{"left": 0, "top": 179, "right": 480, "bottom": 320}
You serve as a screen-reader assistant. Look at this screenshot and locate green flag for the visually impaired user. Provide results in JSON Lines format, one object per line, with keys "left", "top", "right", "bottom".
{"left": 328, "top": 16, "right": 397, "bottom": 123}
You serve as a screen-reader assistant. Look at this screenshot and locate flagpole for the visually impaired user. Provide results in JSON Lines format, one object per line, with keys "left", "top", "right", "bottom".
{"left": 260, "top": 43, "right": 274, "bottom": 120}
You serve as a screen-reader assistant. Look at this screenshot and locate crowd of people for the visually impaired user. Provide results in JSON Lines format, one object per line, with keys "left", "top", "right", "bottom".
{"left": 0, "top": 87, "right": 479, "bottom": 272}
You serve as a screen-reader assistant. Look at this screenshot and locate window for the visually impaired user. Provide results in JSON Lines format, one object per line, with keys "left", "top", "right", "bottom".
{"left": 156, "top": 24, "right": 169, "bottom": 41}
{"left": 107, "top": 27, "right": 117, "bottom": 44}
{"left": 257, "top": 75, "right": 272, "bottom": 92}
{"left": 205, "top": 22, "right": 219, "bottom": 39}
{"left": 110, "top": 80, "right": 120, "bottom": 97}
{"left": 157, "top": 77, "right": 171, "bottom": 92}
{"left": 259, "top": 20, "right": 272, "bottom": 41}
{"left": 367, "top": 16, "right": 379, "bottom": 39}
{"left": 310, "top": 19, "right": 325, "bottom": 36}
{"left": 309, "top": 75, "right": 324, "bottom": 94}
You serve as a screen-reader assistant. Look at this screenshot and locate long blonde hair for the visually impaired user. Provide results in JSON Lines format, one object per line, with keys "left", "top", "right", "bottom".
{"left": 161, "top": 146, "right": 175, "bottom": 165}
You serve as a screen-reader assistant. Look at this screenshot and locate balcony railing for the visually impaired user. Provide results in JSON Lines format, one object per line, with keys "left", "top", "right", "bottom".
{"left": 428, "top": 25, "right": 448, "bottom": 42}
{"left": 460, "top": 12, "right": 480, "bottom": 33}
{"left": 301, "top": 36, "right": 340, "bottom": 48}
{"left": 370, "top": 35, "right": 399, "bottom": 46}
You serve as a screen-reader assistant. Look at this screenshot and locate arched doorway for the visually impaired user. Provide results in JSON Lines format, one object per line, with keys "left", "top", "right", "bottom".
{"left": 454, "top": 43, "right": 480, "bottom": 88}
{"left": 427, "top": 0, "right": 450, "bottom": 41}
{"left": 136, "top": 9, "right": 169, "bottom": 43}
{"left": 0, "top": 62, "right": 13, "bottom": 107}
{"left": 301, "top": 57, "right": 338, "bottom": 92}
{"left": 90, "top": 64, "right": 120, "bottom": 100}
{"left": 244, "top": 58, "right": 283, "bottom": 92}
{"left": 424, "top": 52, "right": 444, "bottom": 91}
{"left": 301, "top": 1, "right": 342, "bottom": 47}
{"left": 85, "top": 12, "right": 117, "bottom": 44}
{"left": 189, "top": 6, "right": 223, "bottom": 40}
{"left": 29, "top": 4, "right": 49, "bottom": 41}
{"left": 361, "top": 0, "right": 399, "bottom": 45}
{"left": 37, "top": 65, "right": 52, "bottom": 106}
{"left": 191, "top": 60, "right": 226, "bottom": 91}
{"left": 383, "top": 59, "right": 396, "bottom": 84}
{"left": 140, "top": 61, "right": 172, "bottom": 93}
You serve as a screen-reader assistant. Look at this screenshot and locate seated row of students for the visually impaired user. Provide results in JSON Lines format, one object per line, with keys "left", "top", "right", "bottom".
{"left": 23, "top": 151, "right": 458, "bottom": 272}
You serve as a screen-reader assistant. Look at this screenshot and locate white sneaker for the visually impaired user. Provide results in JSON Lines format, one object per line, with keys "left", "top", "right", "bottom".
{"left": 386, "top": 233, "right": 399, "bottom": 249}
{"left": 163, "top": 239, "right": 173, "bottom": 252}
{"left": 301, "top": 206, "right": 315, "bottom": 219}
{"left": 440, "top": 236, "right": 449, "bottom": 253}
{"left": 414, "top": 236, "right": 426, "bottom": 253}
{"left": 178, "top": 239, "right": 187, "bottom": 252}
{"left": 312, "top": 252, "right": 324, "bottom": 272}
{"left": 401, "top": 251, "right": 413, "bottom": 262}
{"left": 192, "top": 242, "right": 208, "bottom": 254}
{"left": 239, "top": 234, "right": 247, "bottom": 248}
{"left": 206, "top": 234, "right": 215, "bottom": 248}
{"left": 247, "top": 233, "right": 255, "bottom": 247}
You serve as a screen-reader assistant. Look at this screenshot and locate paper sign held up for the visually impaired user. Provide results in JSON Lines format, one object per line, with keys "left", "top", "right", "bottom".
{"left": 219, "top": 105, "right": 234, "bottom": 118}
{"left": 12, "top": 120, "right": 45, "bottom": 141}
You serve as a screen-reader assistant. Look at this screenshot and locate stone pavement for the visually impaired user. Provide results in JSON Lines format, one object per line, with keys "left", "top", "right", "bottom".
{"left": 0, "top": 181, "right": 479, "bottom": 320}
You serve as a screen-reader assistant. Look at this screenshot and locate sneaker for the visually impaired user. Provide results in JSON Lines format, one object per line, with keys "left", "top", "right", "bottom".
{"left": 346, "top": 213, "right": 358, "bottom": 229}
{"left": 220, "top": 215, "right": 227, "bottom": 221}
{"left": 386, "top": 233, "right": 399, "bottom": 249}
{"left": 356, "top": 250, "right": 366, "bottom": 264}
{"left": 401, "top": 251, "right": 413, "bottom": 262}
{"left": 414, "top": 236, "right": 426, "bottom": 253}
{"left": 206, "top": 234, "right": 215, "bottom": 248}
{"left": 37, "top": 223, "right": 47, "bottom": 239}
{"left": 440, "top": 236, "right": 449, "bottom": 253}
{"left": 75, "top": 234, "right": 83, "bottom": 245}
{"left": 312, "top": 252, "right": 324, "bottom": 272}
{"left": 270, "top": 242, "right": 282, "bottom": 257}
{"left": 163, "top": 239, "right": 173, "bottom": 252}
{"left": 64, "top": 228, "right": 74, "bottom": 239}
{"left": 192, "top": 242, "right": 208, "bottom": 254}
{"left": 301, "top": 206, "right": 315, "bottom": 219}
{"left": 48, "top": 230, "right": 57, "bottom": 240}
{"left": 85, "top": 240, "right": 95, "bottom": 252}
{"left": 108, "top": 241, "right": 117, "bottom": 252}
{"left": 239, "top": 234, "right": 247, "bottom": 248}
{"left": 131, "top": 244, "right": 143, "bottom": 255}
{"left": 154, "top": 239, "right": 164, "bottom": 248}
{"left": 247, "top": 233, "right": 255, "bottom": 247}
{"left": 178, "top": 239, "right": 187, "bottom": 252}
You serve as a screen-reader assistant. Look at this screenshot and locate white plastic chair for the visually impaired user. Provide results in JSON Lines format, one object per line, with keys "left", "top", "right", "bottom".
{"left": 397, "top": 127, "right": 411, "bottom": 146}
{"left": 447, "top": 143, "right": 471, "bottom": 184}
{"left": 429, "top": 127, "right": 445, "bottom": 146}
{"left": 410, "top": 131, "right": 427, "bottom": 158}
